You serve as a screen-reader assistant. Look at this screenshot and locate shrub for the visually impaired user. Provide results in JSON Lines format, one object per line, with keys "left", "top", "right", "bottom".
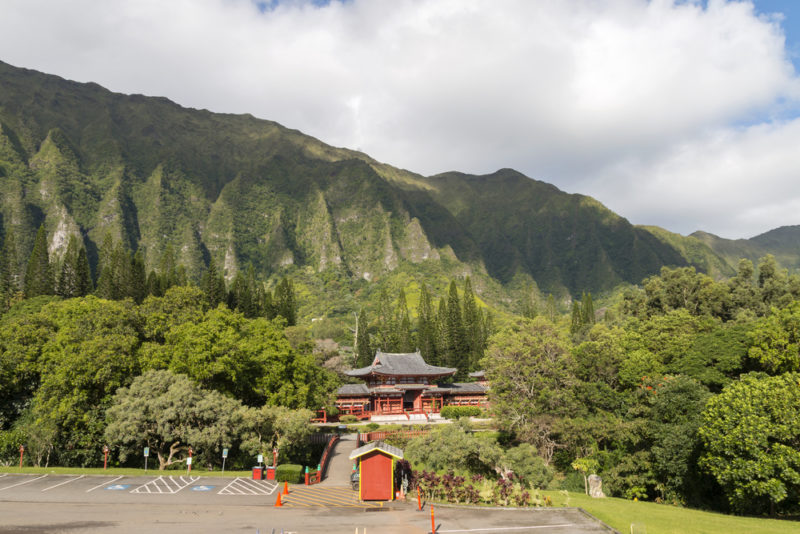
{"left": 339, "top": 415, "right": 359, "bottom": 424}
{"left": 365, "top": 423, "right": 380, "bottom": 432}
{"left": 275, "top": 464, "right": 304, "bottom": 483}
{"left": 440, "top": 406, "right": 482, "bottom": 419}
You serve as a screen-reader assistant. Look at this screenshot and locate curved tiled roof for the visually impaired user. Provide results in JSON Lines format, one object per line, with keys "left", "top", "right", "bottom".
{"left": 345, "top": 351, "right": 457, "bottom": 378}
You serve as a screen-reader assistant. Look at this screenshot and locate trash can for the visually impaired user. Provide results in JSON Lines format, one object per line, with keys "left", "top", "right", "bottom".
{"left": 252, "top": 466, "right": 264, "bottom": 480}
{"left": 265, "top": 466, "right": 276, "bottom": 481}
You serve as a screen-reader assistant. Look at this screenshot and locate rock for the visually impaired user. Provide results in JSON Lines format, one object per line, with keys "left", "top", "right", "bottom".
{"left": 588, "top": 474, "right": 606, "bottom": 498}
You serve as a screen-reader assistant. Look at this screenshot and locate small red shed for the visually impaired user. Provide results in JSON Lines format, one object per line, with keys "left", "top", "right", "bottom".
{"left": 349, "top": 441, "right": 404, "bottom": 501}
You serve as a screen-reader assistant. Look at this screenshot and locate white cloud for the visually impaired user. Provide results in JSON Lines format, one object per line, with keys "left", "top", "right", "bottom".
{"left": 0, "top": 0, "right": 798, "bottom": 238}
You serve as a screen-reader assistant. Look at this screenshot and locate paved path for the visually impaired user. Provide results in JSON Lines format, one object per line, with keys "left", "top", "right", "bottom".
{"left": 320, "top": 433, "right": 358, "bottom": 486}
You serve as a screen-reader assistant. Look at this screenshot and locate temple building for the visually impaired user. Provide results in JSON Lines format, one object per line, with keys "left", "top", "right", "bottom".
{"left": 335, "top": 351, "right": 488, "bottom": 419}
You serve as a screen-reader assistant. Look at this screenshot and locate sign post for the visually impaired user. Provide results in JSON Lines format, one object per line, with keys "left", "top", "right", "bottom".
{"left": 273, "top": 447, "right": 278, "bottom": 467}
{"left": 222, "top": 448, "right": 228, "bottom": 474}
{"left": 19, "top": 445, "right": 24, "bottom": 469}
{"left": 103, "top": 445, "right": 109, "bottom": 470}
{"left": 144, "top": 447, "right": 150, "bottom": 472}
{"left": 187, "top": 447, "right": 193, "bottom": 474}
{"left": 257, "top": 454, "right": 263, "bottom": 467}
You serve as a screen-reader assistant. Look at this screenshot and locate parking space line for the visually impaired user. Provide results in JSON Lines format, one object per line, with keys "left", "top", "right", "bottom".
{"left": 87, "top": 476, "right": 123, "bottom": 493}
{"left": 438, "top": 526, "right": 576, "bottom": 533}
{"left": 0, "top": 474, "right": 48, "bottom": 491}
{"left": 131, "top": 475, "right": 200, "bottom": 494}
{"left": 218, "top": 478, "right": 278, "bottom": 495}
{"left": 42, "top": 475, "right": 85, "bottom": 492}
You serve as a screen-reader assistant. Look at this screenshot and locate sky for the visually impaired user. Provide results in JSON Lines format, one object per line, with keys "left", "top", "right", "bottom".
{"left": 1, "top": 0, "right": 799, "bottom": 240}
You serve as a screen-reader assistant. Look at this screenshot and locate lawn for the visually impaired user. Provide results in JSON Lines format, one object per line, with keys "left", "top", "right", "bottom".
{"left": 544, "top": 491, "right": 800, "bottom": 534}
{"left": 0, "top": 466, "right": 252, "bottom": 477}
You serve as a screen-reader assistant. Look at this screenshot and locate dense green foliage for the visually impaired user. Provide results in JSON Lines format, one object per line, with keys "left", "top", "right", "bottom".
{"left": 0, "top": 288, "right": 335, "bottom": 468}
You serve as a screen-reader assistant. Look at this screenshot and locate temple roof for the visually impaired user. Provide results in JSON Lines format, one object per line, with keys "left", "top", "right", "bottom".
{"left": 436, "top": 382, "right": 489, "bottom": 394}
{"left": 337, "top": 384, "right": 371, "bottom": 396}
{"left": 345, "top": 351, "right": 457, "bottom": 378}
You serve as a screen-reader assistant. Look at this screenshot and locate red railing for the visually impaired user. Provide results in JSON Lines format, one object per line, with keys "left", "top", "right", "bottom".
{"left": 308, "top": 434, "right": 339, "bottom": 484}
{"left": 357, "top": 429, "right": 431, "bottom": 443}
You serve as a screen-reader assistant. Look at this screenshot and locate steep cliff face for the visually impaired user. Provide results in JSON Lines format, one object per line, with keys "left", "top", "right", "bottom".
{"left": 0, "top": 59, "right": 756, "bottom": 298}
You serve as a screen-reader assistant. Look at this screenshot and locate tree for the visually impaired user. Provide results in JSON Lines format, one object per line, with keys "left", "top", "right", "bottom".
{"left": 273, "top": 277, "right": 296, "bottom": 326}
{"left": 699, "top": 372, "right": 800, "bottom": 515}
{"left": 462, "top": 277, "right": 484, "bottom": 371}
{"left": 417, "top": 284, "right": 438, "bottom": 365}
{"left": 394, "top": 289, "right": 414, "bottom": 352}
{"left": 0, "top": 228, "right": 20, "bottom": 311}
{"left": 444, "top": 280, "right": 467, "bottom": 373}
{"left": 201, "top": 259, "right": 226, "bottom": 308}
{"left": 483, "top": 317, "right": 576, "bottom": 457}
{"left": 239, "top": 404, "right": 314, "bottom": 461}
{"left": 354, "top": 307, "right": 372, "bottom": 368}
{"left": 24, "top": 224, "right": 53, "bottom": 298}
{"left": 748, "top": 301, "right": 800, "bottom": 374}
{"left": 104, "top": 369, "right": 243, "bottom": 470}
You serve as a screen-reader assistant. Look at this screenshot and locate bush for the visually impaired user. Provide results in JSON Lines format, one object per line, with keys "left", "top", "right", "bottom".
{"left": 339, "top": 415, "right": 359, "bottom": 424}
{"left": 275, "top": 464, "right": 304, "bottom": 483}
{"left": 440, "top": 406, "right": 482, "bottom": 419}
{"left": 365, "top": 423, "right": 380, "bottom": 432}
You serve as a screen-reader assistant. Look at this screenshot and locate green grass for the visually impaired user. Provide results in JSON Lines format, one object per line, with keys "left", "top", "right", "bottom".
{"left": 543, "top": 491, "right": 800, "bottom": 534}
{"left": 0, "top": 466, "right": 252, "bottom": 477}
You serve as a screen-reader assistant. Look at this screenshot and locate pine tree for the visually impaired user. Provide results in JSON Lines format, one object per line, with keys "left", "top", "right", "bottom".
{"left": 24, "top": 224, "right": 54, "bottom": 298}
{"left": 75, "top": 243, "right": 92, "bottom": 296}
{"left": 571, "top": 300, "right": 583, "bottom": 334}
{"left": 581, "top": 292, "right": 595, "bottom": 325}
{"left": 95, "top": 233, "right": 115, "bottom": 299}
{"left": 522, "top": 284, "right": 538, "bottom": 319}
{"left": 130, "top": 249, "right": 147, "bottom": 303}
{"left": 376, "top": 288, "right": 395, "bottom": 351}
{"left": 202, "top": 259, "right": 226, "bottom": 307}
{"left": 355, "top": 308, "right": 372, "bottom": 368}
{"left": 436, "top": 296, "right": 448, "bottom": 361}
{"left": 158, "top": 244, "right": 178, "bottom": 294}
{"left": 56, "top": 235, "right": 81, "bottom": 298}
{"left": 417, "top": 284, "right": 438, "bottom": 365}
{"left": 274, "top": 277, "right": 297, "bottom": 325}
{"left": 461, "top": 277, "right": 483, "bottom": 371}
{"left": 445, "top": 280, "right": 467, "bottom": 374}
{"left": 394, "top": 289, "right": 414, "bottom": 352}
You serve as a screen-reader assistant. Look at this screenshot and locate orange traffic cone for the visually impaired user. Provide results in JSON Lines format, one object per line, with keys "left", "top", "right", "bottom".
{"left": 283, "top": 481, "right": 289, "bottom": 495}
{"left": 275, "top": 492, "right": 282, "bottom": 507}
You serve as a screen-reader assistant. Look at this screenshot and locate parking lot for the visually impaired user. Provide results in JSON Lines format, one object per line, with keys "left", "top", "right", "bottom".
{"left": 0, "top": 473, "right": 616, "bottom": 533}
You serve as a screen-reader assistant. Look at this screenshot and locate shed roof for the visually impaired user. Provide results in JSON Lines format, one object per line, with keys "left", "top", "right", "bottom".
{"left": 345, "top": 351, "right": 457, "bottom": 378}
{"left": 349, "top": 440, "right": 404, "bottom": 461}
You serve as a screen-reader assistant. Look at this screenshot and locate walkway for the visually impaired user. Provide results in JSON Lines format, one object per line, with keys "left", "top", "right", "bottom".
{"left": 319, "top": 433, "right": 358, "bottom": 486}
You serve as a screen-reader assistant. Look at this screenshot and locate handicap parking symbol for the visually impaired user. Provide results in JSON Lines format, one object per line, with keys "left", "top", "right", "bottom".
{"left": 106, "top": 484, "right": 130, "bottom": 490}
{"left": 191, "top": 485, "right": 215, "bottom": 491}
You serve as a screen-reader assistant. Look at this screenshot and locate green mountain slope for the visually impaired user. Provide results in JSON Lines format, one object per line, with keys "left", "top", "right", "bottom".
{"left": 0, "top": 59, "right": 753, "bottom": 308}
{"left": 691, "top": 226, "right": 800, "bottom": 273}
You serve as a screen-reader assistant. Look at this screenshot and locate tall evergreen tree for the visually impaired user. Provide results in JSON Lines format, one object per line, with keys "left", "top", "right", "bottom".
{"left": 394, "top": 289, "right": 414, "bottom": 352}
{"left": 24, "top": 224, "right": 54, "bottom": 298}
{"left": 355, "top": 307, "right": 373, "bottom": 368}
{"left": 522, "top": 284, "right": 538, "bottom": 319}
{"left": 462, "top": 277, "right": 484, "bottom": 371}
{"left": 56, "top": 235, "right": 81, "bottom": 298}
{"left": 75, "top": 243, "right": 92, "bottom": 296}
{"left": 95, "top": 233, "right": 115, "bottom": 299}
{"left": 273, "top": 277, "right": 297, "bottom": 326}
{"left": 445, "top": 280, "right": 467, "bottom": 374}
{"left": 436, "top": 296, "right": 449, "bottom": 360}
{"left": 376, "top": 288, "right": 395, "bottom": 351}
{"left": 202, "top": 259, "right": 226, "bottom": 307}
{"left": 130, "top": 249, "right": 147, "bottom": 303}
{"left": 570, "top": 300, "right": 583, "bottom": 334}
{"left": 581, "top": 292, "right": 595, "bottom": 325}
{"left": 417, "top": 284, "right": 439, "bottom": 365}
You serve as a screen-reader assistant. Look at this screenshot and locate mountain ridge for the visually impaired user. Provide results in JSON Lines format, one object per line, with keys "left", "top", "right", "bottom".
{"left": 1, "top": 59, "right": 796, "bottom": 315}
